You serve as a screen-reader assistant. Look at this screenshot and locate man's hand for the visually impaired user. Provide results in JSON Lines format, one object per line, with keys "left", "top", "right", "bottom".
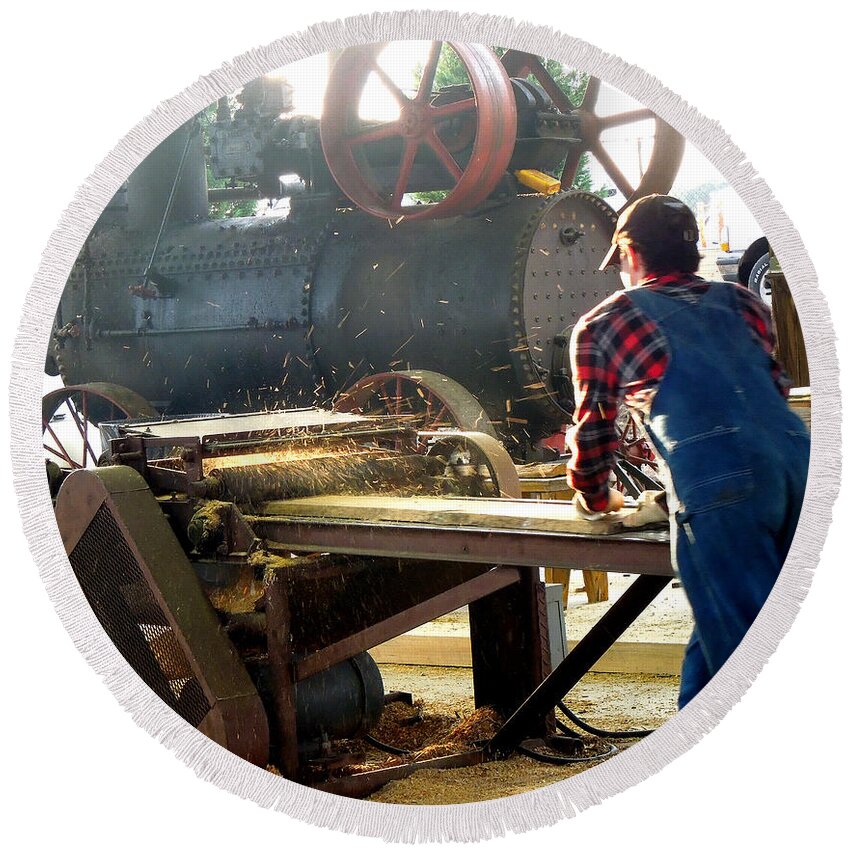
{"left": 574, "top": 488, "right": 625, "bottom": 520}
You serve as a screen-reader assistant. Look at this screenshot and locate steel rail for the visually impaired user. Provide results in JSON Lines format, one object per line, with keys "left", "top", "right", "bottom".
{"left": 247, "top": 514, "right": 672, "bottom": 576}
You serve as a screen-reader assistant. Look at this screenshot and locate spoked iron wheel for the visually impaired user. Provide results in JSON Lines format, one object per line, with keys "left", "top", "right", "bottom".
{"left": 500, "top": 51, "right": 685, "bottom": 210}
{"left": 425, "top": 431, "right": 522, "bottom": 499}
{"left": 42, "top": 382, "right": 157, "bottom": 470}
{"left": 321, "top": 42, "right": 517, "bottom": 220}
{"left": 334, "top": 369, "right": 498, "bottom": 450}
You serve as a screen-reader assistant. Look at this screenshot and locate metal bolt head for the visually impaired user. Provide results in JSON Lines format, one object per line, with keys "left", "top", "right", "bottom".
{"left": 559, "top": 226, "right": 584, "bottom": 246}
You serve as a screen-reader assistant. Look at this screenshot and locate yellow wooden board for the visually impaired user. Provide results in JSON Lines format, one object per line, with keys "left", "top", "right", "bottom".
{"left": 260, "top": 494, "right": 633, "bottom": 536}
{"left": 371, "top": 634, "right": 684, "bottom": 676}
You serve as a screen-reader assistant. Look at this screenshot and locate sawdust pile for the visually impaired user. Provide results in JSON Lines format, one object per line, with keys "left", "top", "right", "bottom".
{"left": 361, "top": 666, "right": 677, "bottom": 804}
{"left": 206, "top": 566, "right": 265, "bottom": 614}
{"left": 368, "top": 753, "right": 615, "bottom": 805}
{"left": 347, "top": 703, "right": 502, "bottom": 774}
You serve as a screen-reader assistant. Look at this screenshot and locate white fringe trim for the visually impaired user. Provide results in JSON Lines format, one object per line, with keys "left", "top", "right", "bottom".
{"left": 8, "top": 9, "right": 839, "bottom": 843}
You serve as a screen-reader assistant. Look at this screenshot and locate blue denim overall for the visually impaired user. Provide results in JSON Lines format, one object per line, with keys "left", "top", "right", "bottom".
{"left": 626, "top": 282, "right": 810, "bottom": 707}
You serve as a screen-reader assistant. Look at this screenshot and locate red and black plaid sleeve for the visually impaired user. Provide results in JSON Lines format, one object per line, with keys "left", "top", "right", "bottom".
{"left": 566, "top": 289, "right": 669, "bottom": 511}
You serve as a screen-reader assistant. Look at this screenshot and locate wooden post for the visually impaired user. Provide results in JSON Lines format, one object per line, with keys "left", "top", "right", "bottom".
{"left": 579, "top": 569, "right": 610, "bottom": 603}
{"left": 768, "top": 252, "right": 809, "bottom": 388}
{"left": 521, "top": 471, "right": 609, "bottom": 605}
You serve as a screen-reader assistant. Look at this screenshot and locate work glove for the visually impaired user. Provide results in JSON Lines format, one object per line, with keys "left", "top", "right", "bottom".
{"left": 621, "top": 489, "right": 668, "bottom": 528}
{"left": 574, "top": 488, "right": 625, "bottom": 521}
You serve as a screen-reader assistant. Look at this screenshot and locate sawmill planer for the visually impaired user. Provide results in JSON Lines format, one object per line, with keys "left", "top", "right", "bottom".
{"left": 55, "top": 404, "right": 541, "bottom": 776}
{"left": 54, "top": 400, "right": 673, "bottom": 792}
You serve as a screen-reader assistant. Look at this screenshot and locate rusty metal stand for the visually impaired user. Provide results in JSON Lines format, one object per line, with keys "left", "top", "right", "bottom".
{"left": 469, "top": 568, "right": 552, "bottom": 733}
{"left": 266, "top": 571, "right": 300, "bottom": 779}
{"left": 486, "top": 574, "right": 670, "bottom": 757}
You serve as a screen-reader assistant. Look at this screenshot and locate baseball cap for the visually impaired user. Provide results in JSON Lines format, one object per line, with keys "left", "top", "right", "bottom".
{"left": 599, "top": 194, "right": 699, "bottom": 270}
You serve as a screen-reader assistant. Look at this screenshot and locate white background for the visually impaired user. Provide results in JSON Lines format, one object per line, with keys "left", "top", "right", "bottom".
{"left": 2, "top": 2, "right": 846, "bottom": 847}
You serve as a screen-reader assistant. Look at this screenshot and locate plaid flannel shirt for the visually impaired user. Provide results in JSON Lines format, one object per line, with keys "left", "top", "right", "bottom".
{"left": 566, "top": 273, "right": 788, "bottom": 511}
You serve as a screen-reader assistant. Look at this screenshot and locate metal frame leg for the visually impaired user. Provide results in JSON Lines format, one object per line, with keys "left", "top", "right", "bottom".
{"left": 487, "top": 574, "right": 671, "bottom": 756}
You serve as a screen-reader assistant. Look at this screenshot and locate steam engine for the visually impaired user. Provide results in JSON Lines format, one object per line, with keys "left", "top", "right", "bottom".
{"left": 48, "top": 45, "right": 682, "bottom": 456}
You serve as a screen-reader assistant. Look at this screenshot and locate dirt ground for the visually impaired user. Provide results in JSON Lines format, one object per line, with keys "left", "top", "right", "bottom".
{"left": 359, "top": 574, "right": 687, "bottom": 804}
{"left": 367, "top": 665, "right": 679, "bottom": 804}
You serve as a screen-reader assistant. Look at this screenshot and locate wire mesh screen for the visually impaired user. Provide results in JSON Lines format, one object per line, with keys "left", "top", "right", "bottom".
{"left": 68, "top": 504, "right": 212, "bottom": 727}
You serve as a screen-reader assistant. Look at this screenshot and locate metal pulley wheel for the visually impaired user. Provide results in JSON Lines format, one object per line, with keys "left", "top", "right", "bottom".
{"left": 500, "top": 51, "right": 685, "bottom": 210}
{"left": 424, "top": 431, "right": 522, "bottom": 499}
{"left": 321, "top": 42, "right": 517, "bottom": 220}
{"left": 334, "top": 369, "right": 498, "bottom": 441}
{"left": 43, "top": 382, "right": 157, "bottom": 470}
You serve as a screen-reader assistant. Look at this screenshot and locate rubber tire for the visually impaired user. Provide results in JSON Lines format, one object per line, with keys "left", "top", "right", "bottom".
{"left": 746, "top": 252, "right": 771, "bottom": 305}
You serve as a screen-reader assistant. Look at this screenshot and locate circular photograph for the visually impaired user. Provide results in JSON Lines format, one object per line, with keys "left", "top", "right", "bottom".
{"left": 41, "top": 39, "right": 811, "bottom": 806}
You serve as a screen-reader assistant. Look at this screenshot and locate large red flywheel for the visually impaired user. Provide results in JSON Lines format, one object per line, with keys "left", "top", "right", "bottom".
{"left": 320, "top": 42, "right": 517, "bottom": 220}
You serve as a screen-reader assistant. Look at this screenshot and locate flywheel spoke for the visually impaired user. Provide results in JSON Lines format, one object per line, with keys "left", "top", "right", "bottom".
{"left": 426, "top": 130, "right": 463, "bottom": 182}
{"left": 561, "top": 148, "right": 584, "bottom": 187}
{"left": 598, "top": 108, "right": 655, "bottom": 131}
{"left": 429, "top": 404, "right": 449, "bottom": 428}
{"left": 431, "top": 97, "right": 477, "bottom": 121}
{"left": 67, "top": 397, "right": 98, "bottom": 467}
{"left": 44, "top": 420, "right": 79, "bottom": 469}
{"left": 592, "top": 143, "right": 635, "bottom": 199}
{"left": 580, "top": 77, "right": 601, "bottom": 110}
{"left": 368, "top": 59, "right": 411, "bottom": 109}
{"left": 417, "top": 42, "right": 442, "bottom": 103}
{"left": 348, "top": 121, "right": 403, "bottom": 147}
{"left": 392, "top": 139, "right": 420, "bottom": 208}
{"left": 80, "top": 392, "right": 99, "bottom": 466}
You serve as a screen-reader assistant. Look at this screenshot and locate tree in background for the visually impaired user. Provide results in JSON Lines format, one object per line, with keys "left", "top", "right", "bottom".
{"left": 198, "top": 102, "right": 258, "bottom": 220}
{"left": 679, "top": 181, "right": 727, "bottom": 213}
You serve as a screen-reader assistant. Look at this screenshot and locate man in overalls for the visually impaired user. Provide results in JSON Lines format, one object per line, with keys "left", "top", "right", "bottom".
{"left": 567, "top": 194, "right": 810, "bottom": 708}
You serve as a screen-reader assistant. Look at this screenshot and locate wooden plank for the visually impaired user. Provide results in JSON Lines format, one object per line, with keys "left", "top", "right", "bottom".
{"left": 372, "top": 634, "right": 684, "bottom": 676}
{"left": 261, "top": 493, "right": 630, "bottom": 536}
{"left": 769, "top": 260, "right": 809, "bottom": 388}
{"left": 545, "top": 567, "right": 609, "bottom": 605}
{"left": 373, "top": 635, "right": 472, "bottom": 666}
{"left": 580, "top": 570, "right": 610, "bottom": 603}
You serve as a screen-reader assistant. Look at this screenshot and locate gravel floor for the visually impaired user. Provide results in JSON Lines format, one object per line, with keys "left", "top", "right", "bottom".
{"left": 367, "top": 665, "right": 679, "bottom": 804}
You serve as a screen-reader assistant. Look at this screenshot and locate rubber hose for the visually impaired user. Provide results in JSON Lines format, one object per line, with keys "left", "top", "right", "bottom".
{"left": 364, "top": 733, "right": 411, "bottom": 756}
{"left": 518, "top": 740, "right": 619, "bottom": 765}
{"left": 558, "top": 700, "right": 653, "bottom": 739}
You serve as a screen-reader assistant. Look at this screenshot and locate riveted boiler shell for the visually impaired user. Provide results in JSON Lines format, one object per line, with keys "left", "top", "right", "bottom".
{"left": 53, "top": 216, "right": 323, "bottom": 415}
{"left": 310, "top": 192, "right": 619, "bottom": 442}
